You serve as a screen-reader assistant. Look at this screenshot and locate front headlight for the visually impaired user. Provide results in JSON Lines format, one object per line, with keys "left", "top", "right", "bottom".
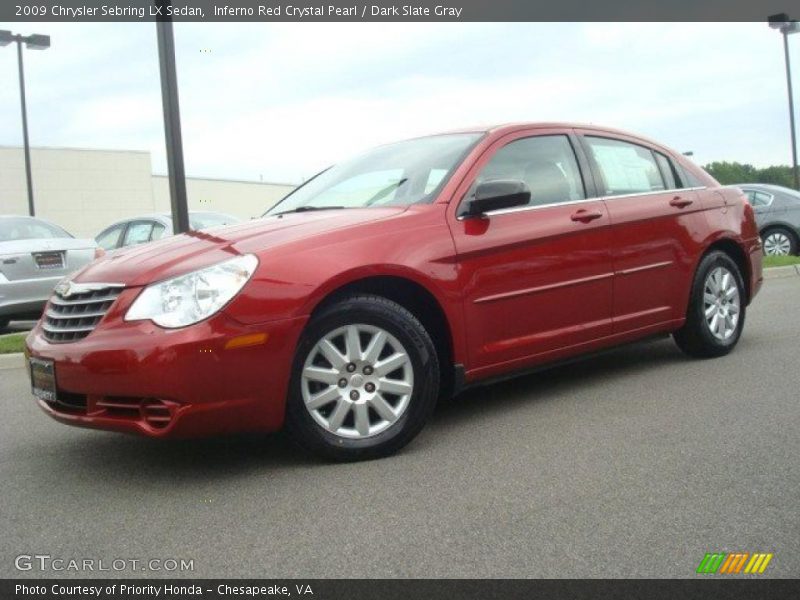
{"left": 125, "top": 254, "right": 258, "bottom": 328}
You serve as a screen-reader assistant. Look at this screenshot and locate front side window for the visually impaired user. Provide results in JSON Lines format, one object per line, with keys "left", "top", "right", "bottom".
{"left": 122, "top": 222, "right": 155, "bottom": 247}
{"left": 266, "top": 133, "right": 482, "bottom": 215}
{"left": 472, "top": 135, "right": 585, "bottom": 207}
{"left": 586, "top": 136, "right": 665, "bottom": 195}
{"left": 96, "top": 225, "right": 124, "bottom": 250}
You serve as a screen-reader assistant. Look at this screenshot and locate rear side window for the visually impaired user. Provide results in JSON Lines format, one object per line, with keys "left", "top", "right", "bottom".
{"left": 654, "top": 152, "right": 679, "bottom": 190}
{"left": 585, "top": 136, "right": 665, "bottom": 195}
{"left": 151, "top": 222, "right": 167, "bottom": 240}
{"left": 742, "top": 190, "right": 772, "bottom": 207}
{"left": 474, "top": 135, "right": 585, "bottom": 207}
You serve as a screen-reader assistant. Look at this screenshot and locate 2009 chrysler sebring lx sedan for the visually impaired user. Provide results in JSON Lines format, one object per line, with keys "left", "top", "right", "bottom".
{"left": 26, "top": 123, "right": 763, "bottom": 460}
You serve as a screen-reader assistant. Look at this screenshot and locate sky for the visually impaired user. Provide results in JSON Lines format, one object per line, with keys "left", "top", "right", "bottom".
{"left": 0, "top": 22, "right": 797, "bottom": 184}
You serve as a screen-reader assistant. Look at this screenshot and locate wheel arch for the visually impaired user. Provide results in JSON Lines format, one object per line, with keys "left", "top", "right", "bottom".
{"left": 702, "top": 238, "right": 752, "bottom": 304}
{"left": 305, "top": 272, "right": 459, "bottom": 399}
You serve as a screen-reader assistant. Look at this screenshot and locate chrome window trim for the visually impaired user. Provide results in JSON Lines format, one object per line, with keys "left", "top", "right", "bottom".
{"left": 457, "top": 186, "right": 708, "bottom": 220}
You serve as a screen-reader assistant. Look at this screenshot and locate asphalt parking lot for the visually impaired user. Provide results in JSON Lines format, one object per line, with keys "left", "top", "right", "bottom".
{"left": 1, "top": 277, "right": 798, "bottom": 579}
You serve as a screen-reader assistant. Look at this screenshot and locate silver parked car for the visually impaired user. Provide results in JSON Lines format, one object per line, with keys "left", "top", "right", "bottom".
{"left": 736, "top": 183, "right": 800, "bottom": 255}
{"left": 0, "top": 215, "right": 100, "bottom": 328}
{"left": 95, "top": 211, "right": 241, "bottom": 252}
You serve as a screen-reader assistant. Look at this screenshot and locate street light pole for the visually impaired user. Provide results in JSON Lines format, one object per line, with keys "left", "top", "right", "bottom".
{"left": 769, "top": 14, "right": 800, "bottom": 191}
{"left": 782, "top": 27, "right": 799, "bottom": 190}
{"left": 16, "top": 38, "right": 35, "bottom": 217}
{"left": 0, "top": 31, "right": 50, "bottom": 217}
{"left": 155, "top": 14, "right": 190, "bottom": 235}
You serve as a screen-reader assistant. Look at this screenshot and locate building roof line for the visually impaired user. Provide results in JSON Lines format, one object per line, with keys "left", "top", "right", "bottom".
{"left": 152, "top": 174, "right": 297, "bottom": 187}
{"left": 0, "top": 144, "right": 150, "bottom": 155}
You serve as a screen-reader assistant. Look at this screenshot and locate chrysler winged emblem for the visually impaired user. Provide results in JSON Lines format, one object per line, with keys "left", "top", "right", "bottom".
{"left": 55, "top": 279, "right": 74, "bottom": 298}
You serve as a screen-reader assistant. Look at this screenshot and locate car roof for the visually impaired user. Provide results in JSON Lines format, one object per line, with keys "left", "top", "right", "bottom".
{"left": 430, "top": 122, "right": 677, "bottom": 154}
{"left": 734, "top": 183, "right": 797, "bottom": 193}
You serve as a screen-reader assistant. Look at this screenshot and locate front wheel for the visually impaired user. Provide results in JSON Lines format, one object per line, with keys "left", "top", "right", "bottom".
{"left": 673, "top": 251, "right": 746, "bottom": 358}
{"left": 285, "top": 295, "right": 440, "bottom": 461}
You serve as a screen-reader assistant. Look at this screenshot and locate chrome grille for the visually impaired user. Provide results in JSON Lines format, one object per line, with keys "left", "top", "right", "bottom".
{"left": 43, "top": 283, "right": 123, "bottom": 343}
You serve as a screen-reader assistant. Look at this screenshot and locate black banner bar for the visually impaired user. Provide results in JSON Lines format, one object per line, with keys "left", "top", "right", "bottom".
{"left": 2, "top": 0, "right": 797, "bottom": 22}
{"left": 4, "top": 579, "right": 800, "bottom": 600}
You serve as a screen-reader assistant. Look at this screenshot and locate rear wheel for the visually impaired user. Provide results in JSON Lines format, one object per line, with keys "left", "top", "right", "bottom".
{"left": 673, "top": 251, "right": 746, "bottom": 358}
{"left": 761, "top": 227, "right": 797, "bottom": 256}
{"left": 0, "top": 317, "right": 9, "bottom": 330}
{"left": 285, "top": 295, "right": 439, "bottom": 461}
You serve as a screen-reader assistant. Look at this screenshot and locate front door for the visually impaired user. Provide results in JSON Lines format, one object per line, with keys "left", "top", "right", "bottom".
{"left": 448, "top": 130, "right": 614, "bottom": 377}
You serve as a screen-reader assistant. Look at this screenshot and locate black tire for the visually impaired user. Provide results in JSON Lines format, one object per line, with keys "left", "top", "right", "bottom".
{"left": 285, "top": 294, "right": 440, "bottom": 461}
{"left": 673, "top": 251, "right": 746, "bottom": 358}
{"left": 0, "top": 317, "right": 9, "bottom": 330}
{"left": 760, "top": 226, "right": 798, "bottom": 256}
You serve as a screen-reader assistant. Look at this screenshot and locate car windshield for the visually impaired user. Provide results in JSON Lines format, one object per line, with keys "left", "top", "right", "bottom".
{"left": 189, "top": 213, "right": 240, "bottom": 229}
{"left": 0, "top": 217, "right": 72, "bottom": 242}
{"left": 266, "top": 133, "right": 482, "bottom": 215}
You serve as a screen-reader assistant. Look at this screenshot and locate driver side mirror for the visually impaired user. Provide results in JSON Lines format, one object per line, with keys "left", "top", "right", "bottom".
{"left": 461, "top": 179, "right": 531, "bottom": 218}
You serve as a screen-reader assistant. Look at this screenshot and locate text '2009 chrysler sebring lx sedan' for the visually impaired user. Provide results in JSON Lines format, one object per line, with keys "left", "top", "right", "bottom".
{"left": 25, "top": 123, "right": 763, "bottom": 460}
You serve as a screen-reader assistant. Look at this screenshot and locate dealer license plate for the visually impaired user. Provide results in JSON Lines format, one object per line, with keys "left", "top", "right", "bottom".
{"left": 29, "top": 357, "right": 56, "bottom": 402}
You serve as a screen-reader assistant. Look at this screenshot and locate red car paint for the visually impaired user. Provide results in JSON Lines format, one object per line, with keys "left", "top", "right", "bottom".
{"left": 25, "top": 123, "right": 763, "bottom": 438}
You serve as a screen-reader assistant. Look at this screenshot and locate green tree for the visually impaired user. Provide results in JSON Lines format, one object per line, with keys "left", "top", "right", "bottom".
{"left": 757, "top": 165, "right": 795, "bottom": 188}
{"left": 703, "top": 161, "right": 796, "bottom": 188}
{"left": 703, "top": 161, "right": 759, "bottom": 184}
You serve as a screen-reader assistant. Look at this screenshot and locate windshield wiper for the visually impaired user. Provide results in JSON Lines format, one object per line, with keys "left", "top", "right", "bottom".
{"left": 272, "top": 205, "right": 346, "bottom": 216}
{"left": 365, "top": 179, "right": 407, "bottom": 206}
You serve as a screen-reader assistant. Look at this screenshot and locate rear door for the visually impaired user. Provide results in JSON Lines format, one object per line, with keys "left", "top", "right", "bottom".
{"left": 448, "top": 129, "right": 614, "bottom": 375}
{"left": 578, "top": 132, "right": 705, "bottom": 332}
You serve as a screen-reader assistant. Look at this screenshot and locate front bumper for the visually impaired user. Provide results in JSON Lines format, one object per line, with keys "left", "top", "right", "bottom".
{"left": 25, "top": 295, "right": 308, "bottom": 438}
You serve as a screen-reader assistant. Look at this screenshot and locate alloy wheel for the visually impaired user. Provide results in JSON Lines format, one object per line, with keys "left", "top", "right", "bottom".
{"left": 702, "top": 266, "right": 741, "bottom": 341}
{"left": 301, "top": 324, "right": 414, "bottom": 439}
{"left": 763, "top": 232, "right": 792, "bottom": 256}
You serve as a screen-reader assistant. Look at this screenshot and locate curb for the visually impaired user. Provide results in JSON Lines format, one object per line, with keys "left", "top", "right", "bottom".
{"left": 763, "top": 265, "right": 800, "bottom": 280}
{"left": 0, "top": 353, "right": 25, "bottom": 370}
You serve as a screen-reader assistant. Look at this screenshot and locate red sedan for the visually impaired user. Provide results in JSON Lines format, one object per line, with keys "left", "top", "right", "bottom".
{"left": 25, "top": 123, "right": 763, "bottom": 460}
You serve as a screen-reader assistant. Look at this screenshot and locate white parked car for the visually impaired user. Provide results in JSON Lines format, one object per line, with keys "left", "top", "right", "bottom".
{"left": 0, "top": 215, "right": 101, "bottom": 328}
{"left": 95, "top": 211, "right": 241, "bottom": 252}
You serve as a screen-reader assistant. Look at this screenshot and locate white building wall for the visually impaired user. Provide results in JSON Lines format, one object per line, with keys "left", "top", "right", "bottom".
{"left": 0, "top": 146, "right": 295, "bottom": 239}
{"left": 0, "top": 146, "right": 156, "bottom": 238}
{"left": 151, "top": 175, "right": 294, "bottom": 220}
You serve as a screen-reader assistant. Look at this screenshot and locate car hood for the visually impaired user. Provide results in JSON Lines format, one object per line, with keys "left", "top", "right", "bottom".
{"left": 73, "top": 207, "right": 405, "bottom": 287}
